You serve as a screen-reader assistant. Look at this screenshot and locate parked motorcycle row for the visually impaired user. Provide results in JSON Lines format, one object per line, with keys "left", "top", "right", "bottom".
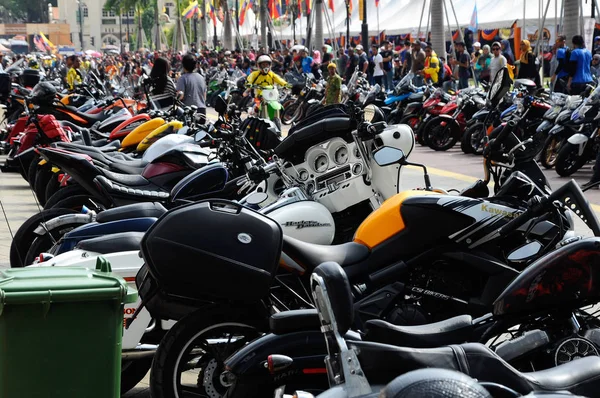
{"left": 3, "top": 66, "right": 600, "bottom": 398}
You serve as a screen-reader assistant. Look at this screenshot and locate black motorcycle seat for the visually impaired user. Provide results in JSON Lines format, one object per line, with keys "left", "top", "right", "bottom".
{"left": 522, "top": 357, "right": 600, "bottom": 392}
{"left": 109, "top": 161, "right": 146, "bottom": 175}
{"left": 55, "top": 141, "right": 119, "bottom": 154}
{"left": 351, "top": 340, "right": 600, "bottom": 396}
{"left": 99, "top": 168, "right": 150, "bottom": 186}
{"left": 282, "top": 235, "right": 369, "bottom": 270}
{"left": 95, "top": 175, "right": 170, "bottom": 200}
{"left": 275, "top": 117, "right": 352, "bottom": 161}
{"left": 269, "top": 309, "right": 321, "bottom": 335}
{"left": 96, "top": 202, "right": 167, "bottom": 223}
{"left": 75, "top": 231, "right": 145, "bottom": 254}
{"left": 364, "top": 316, "right": 474, "bottom": 348}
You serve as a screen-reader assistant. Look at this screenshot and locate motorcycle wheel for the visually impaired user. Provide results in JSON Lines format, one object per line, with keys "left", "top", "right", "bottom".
{"left": 45, "top": 174, "right": 62, "bottom": 203}
{"left": 427, "top": 119, "right": 460, "bottom": 151}
{"left": 150, "top": 308, "right": 260, "bottom": 398}
{"left": 9, "top": 208, "right": 77, "bottom": 267}
{"left": 282, "top": 102, "right": 303, "bottom": 125}
{"left": 540, "top": 135, "right": 563, "bottom": 169}
{"left": 24, "top": 217, "right": 92, "bottom": 264}
{"left": 43, "top": 185, "right": 88, "bottom": 210}
{"left": 50, "top": 195, "right": 104, "bottom": 212}
{"left": 555, "top": 142, "right": 589, "bottom": 177}
{"left": 399, "top": 115, "right": 422, "bottom": 144}
{"left": 34, "top": 165, "right": 54, "bottom": 206}
{"left": 461, "top": 123, "right": 487, "bottom": 155}
{"left": 121, "top": 357, "right": 153, "bottom": 394}
{"left": 27, "top": 154, "right": 40, "bottom": 187}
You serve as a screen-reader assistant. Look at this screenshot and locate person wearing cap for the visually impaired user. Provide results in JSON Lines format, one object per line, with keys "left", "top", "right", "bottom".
{"left": 489, "top": 41, "right": 507, "bottom": 83}
{"left": 355, "top": 44, "right": 369, "bottom": 74}
{"left": 591, "top": 54, "right": 600, "bottom": 79}
{"left": 411, "top": 40, "right": 426, "bottom": 86}
{"left": 471, "top": 42, "right": 481, "bottom": 83}
{"left": 300, "top": 48, "right": 314, "bottom": 74}
{"left": 324, "top": 62, "right": 343, "bottom": 105}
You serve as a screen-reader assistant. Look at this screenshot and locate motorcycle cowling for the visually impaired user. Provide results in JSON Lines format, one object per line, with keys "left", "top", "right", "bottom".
{"left": 470, "top": 108, "right": 489, "bottom": 122}
{"left": 493, "top": 238, "right": 600, "bottom": 316}
{"left": 170, "top": 162, "right": 229, "bottom": 203}
{"left": 264, "top": 200, "right": 335, "bottom": 244}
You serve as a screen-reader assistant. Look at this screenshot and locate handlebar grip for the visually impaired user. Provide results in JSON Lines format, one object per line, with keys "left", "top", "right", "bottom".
{"left": 498, "top": 196, "right": 546, "bottom": 237}
{"left": 490, "top": 120, "right": 517, "bottom": 151}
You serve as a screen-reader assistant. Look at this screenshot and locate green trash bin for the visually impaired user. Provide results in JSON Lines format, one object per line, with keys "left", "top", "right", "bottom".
{"left": 0, "top": 258, "right": 137, "bottom": 398}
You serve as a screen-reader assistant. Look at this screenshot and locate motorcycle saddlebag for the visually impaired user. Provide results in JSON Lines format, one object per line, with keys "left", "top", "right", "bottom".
{"left": 0, "top": 73, "right": 9, "bottom": 100}
{"left": 136, "top": 199, "right": 283, "bottom": 319}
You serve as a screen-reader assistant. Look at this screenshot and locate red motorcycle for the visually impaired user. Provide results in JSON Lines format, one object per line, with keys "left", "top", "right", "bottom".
{"left": 423, "top": 88, "right": 487, "bottom": 151}
{"left": 399, "top": 86, "right": 451, "bottom": 145}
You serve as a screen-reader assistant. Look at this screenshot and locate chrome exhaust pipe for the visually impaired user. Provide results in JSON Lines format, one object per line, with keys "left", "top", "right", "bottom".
{"left": 121, "top": 344, "right": 158, "bottom": 360}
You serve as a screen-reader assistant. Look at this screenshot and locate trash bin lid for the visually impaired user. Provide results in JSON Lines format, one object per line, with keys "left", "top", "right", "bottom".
{"left": 0, "top": 261, "right": 137, "bottom": 308}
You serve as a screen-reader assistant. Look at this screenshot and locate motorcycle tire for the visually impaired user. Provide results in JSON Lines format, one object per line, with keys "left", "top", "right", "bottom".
{"left": 27, "top": 154, "right": 40, "bottom": 187}
{"left": 45, "top": 173, "right": 62, "bottom": 203}
{"left": 282, "top": 102, "right": 303, "bottom": 125}
{"left": 50, "top": 195, "right": 103, "bottom": 213}
{"left": 427, "top": 119, "right": 460, "bottom": 151}
{"left": 9, "top": 208, "right": 77, "bottom": 267}
{"left": 24, "top": 216, "right": 92, "bottom": 265}
{"left": 121, "top": 357, "right": 153, "bottom": 395}
{"left": 399, "top": 115, "right": 422, "bottom": 143}
{"left": 150, "top": 307, "right": 260, "bottom": 398}
{"left": 555, "top": 142, "right": 589, "bottom": 177}
{"left": 43, "top": 185, "right": 88, "bottom": 210}
{"left": 34, "top": 165, "right": 54, "bottom": 206}
{"left": 461, "top": 123, "right": 487, "bottom": 155}
{"left": 540, "top": 135, "right": 563, "bottom": 169}
{"left": 273, "top": 117, "right": 283, "bottom": 132}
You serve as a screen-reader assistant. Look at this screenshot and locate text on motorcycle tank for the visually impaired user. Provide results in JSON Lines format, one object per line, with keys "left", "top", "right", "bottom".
{"left": 353, "top": 190, "right": 439, "bottom": 249}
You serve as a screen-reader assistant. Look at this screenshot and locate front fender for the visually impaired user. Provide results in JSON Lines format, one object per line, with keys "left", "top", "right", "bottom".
{"left": 225, "top": 330, "right": 326, "bottom": 381}
{"left": 568, "top": 133, "right": 589, "bottom": 145}
{"left": 33, "top": 213, "right": 95, "bottom": 235}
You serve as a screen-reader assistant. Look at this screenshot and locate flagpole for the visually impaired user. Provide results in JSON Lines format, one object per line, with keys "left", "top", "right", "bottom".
{"left": 377, "top": 1, "right": 380, "bottom": 44}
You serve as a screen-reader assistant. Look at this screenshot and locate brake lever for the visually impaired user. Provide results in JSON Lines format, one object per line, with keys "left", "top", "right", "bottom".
{"left": 507, "top": 137, "right": 533, "bottom": 157}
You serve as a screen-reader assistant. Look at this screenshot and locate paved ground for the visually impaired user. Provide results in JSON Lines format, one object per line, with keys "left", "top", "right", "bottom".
{"left": 2, "top": 115, "right": 600, "bottom": 396}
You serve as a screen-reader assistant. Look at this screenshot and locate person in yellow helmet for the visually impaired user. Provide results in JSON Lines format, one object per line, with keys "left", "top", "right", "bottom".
{"left": 245, "top": 55, "right": 289, "bottom": 97}
{"left": 66, "top": 55, "right": 83, "bottom": 91}
{"left": 422, "top": 45, "right": 440, "bottom": 85}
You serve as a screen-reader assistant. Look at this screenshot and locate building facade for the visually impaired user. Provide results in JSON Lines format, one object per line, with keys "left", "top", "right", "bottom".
{"left": 57, "top": 0, "right": 137, "bottom": 50}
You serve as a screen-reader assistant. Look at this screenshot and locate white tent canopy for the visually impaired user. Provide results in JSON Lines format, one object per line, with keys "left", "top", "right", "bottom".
{"left": 267, "top": 0, "right": 594, "bottom": 39}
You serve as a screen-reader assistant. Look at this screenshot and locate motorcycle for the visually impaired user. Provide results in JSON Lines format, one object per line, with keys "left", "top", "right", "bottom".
{"left": 282, "top": 74, "right": 325, "bottom": 125}
{"left": 554, "top": 84, "right": 600, "bottom": 177}
{"left": 247, "top": 84, "right": 284, "bottom": 131}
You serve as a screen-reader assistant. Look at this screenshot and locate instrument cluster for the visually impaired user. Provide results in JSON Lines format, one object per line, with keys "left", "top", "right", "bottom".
{"left": 289, "top": 137, "right": 371, "bottom": 213}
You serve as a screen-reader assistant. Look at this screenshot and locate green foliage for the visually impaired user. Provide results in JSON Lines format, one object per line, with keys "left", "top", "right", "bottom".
{"left": 2, "top": 0, "right": 49, "bottom": 23}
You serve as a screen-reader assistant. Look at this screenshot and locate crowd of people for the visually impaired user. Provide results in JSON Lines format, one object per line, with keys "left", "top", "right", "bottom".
{"left": 1, "top": 31, "right": 599, "bottom": 112}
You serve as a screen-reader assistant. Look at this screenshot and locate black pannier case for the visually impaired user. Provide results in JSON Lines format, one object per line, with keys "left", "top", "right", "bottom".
{"left": 0, "top": 73, "right": 9, "bottom": 100}
{"left": 136, "top": 199, "right": 283, "bottom": 320}
{"left": 21, "top": 69, "right": 41, "bottom": 88}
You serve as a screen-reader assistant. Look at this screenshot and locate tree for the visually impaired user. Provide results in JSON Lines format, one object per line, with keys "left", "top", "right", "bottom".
{"left": 1, "top": 0, "right": 51, "bottom": 23}
{"left": 562, "top": 0, "right": 580, "bottom": 42}
{"left": 430, "top": 0, "right": 445, "bottom": 63}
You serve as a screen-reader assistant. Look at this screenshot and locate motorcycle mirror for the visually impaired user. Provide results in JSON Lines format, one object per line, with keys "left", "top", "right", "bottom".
{"left": 373, "top": 146, "right": 406, "bottom": 167}
{"left": 245, "top": 192, "right": 269, "bottom": 206}
{"left": 194, "top": 130, "right": 208, "bottom": 141}
{"left": 214, "top": 96, "right": 227, "bottom": 115}
{"left": 177, "top": 91, "right": 184, "bottom": 101}
{"left": 178, "top": 126, "right": 190, "bottom": 135}
{"left": 507, "top": 241, "right": 543, "bottom": 263}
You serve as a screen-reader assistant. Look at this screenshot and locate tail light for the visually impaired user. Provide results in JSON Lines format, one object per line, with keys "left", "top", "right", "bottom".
{"left": 265, "top": 355, "right": 293, "bottom": 374}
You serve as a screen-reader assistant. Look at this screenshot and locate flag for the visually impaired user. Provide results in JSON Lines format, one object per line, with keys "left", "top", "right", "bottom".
{"left": 209, "top": 0, "right": 217, "bottom": 25}
{"left": 375, "top": 0, "right": 379, "bottom": 7}
{"left": 182, "top": 1, "right": 199, "bottom": 19}
{"left": 305, "top": 0, "right": 311, "bottom": 14}
{"left": 468, "top": 2, "right": 478, "bottom": 32}
{"left": 269, "top": 0, "right": 282, "bottom": 19}
{"left": 347, "top": 0, "right": 352, "bottom": 14}
{"left": 328, "top": 0, "right": 334, "bottom": 11}
{"left": 239, "top": 0, "right": 248, "bottom": 25}
{"left": 39, "top": 32, "right": 55, "bottom": 50}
